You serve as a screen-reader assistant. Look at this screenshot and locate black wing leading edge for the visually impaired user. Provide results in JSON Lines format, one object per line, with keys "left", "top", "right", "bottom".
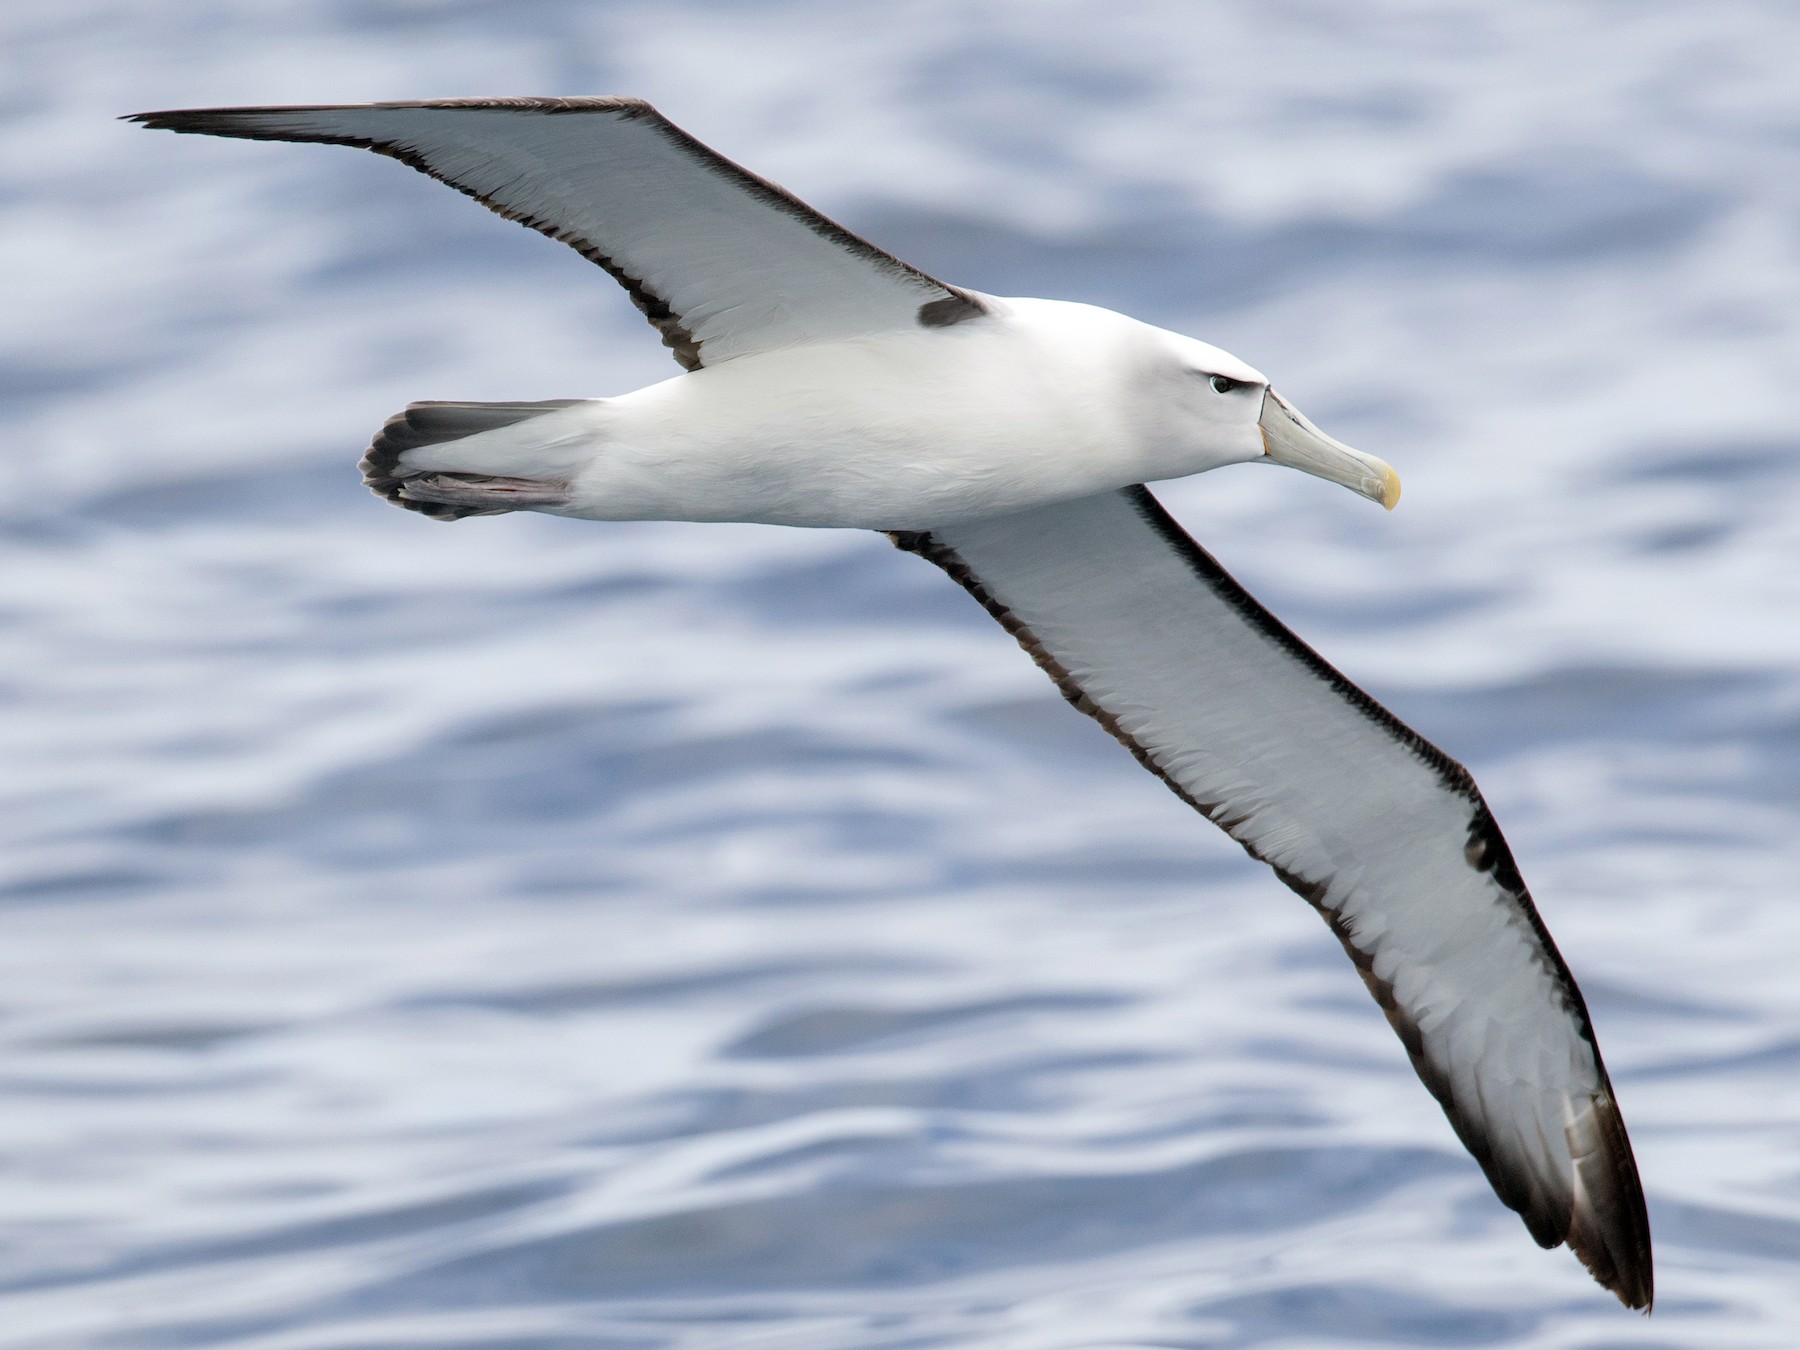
{"left": 127, "top": 98, "right": 984, "bottom": 370}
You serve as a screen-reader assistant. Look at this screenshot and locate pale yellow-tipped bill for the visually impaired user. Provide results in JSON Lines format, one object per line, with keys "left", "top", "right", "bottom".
{"left": 1259, "top": 388, "right": 1401, "bottom": 510}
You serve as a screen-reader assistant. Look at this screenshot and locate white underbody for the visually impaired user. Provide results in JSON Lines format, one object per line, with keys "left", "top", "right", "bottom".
{"left": 397, "top": 297, "right": 1270, "bottom": 531}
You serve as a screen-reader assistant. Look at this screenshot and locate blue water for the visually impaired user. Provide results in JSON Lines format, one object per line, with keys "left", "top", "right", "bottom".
{"left": 6, "top": 3, "right": 1800, "bottom": 1346}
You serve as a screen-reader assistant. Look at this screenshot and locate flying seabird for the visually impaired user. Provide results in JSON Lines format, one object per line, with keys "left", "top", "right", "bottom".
{"left": 128, "top": 97, "right": 1652, "bottom": 1308}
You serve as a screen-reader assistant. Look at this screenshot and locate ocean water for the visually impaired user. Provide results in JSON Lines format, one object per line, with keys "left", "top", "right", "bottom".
{"left": 5, "top": 2, "right": 1800, "bottom": 1346}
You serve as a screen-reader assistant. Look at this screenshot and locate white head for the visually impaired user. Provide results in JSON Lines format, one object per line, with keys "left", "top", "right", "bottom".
{"left": 1134, "top": 326, "right": 1401, "bottom": 509}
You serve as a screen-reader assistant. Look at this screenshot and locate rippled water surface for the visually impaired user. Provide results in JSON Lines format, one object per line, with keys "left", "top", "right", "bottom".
{"left": 6, "top": 3, "right": 1800, "bottom": 1346}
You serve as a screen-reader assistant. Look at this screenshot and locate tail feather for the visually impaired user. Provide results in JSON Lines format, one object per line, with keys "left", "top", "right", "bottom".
{"left": 362, "top": 399, "right": 584, "bottom": 519}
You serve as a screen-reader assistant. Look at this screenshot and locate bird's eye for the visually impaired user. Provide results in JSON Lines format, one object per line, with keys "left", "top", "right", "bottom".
{"left": 1210, "top": 375, "right": 1239, "bottom": 394}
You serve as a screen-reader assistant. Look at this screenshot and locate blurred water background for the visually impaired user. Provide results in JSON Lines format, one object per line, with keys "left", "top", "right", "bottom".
{"left": 5, "top": 2, "right": 1800, "bottom": 1346}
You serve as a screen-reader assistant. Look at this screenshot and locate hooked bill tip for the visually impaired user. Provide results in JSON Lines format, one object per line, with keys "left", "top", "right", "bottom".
{"left": 1378, "top": 463, "right": 1402, "bottom": 511}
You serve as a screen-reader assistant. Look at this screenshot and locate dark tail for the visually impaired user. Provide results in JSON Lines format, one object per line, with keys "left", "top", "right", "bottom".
{"left": 361, "top": 399, "right": 584, "bottom": 519}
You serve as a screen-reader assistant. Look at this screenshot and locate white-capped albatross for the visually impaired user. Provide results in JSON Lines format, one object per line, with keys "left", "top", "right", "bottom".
{"left": 128, "top": 97, "right": 1652, "bottom": 1309}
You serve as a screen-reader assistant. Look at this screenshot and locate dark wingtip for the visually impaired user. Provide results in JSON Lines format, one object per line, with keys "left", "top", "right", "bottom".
{"left": 124, "top": 97, "right": 660, "bottom": 135}
{"left": 123, "top": 108, "right": 235, "bottom": 133}
{"left": 1567, "top": 1092, "right": 1655, "bottom": 1311}
{"left": 123, "top": 108, "right": 290, "bottom": 141}
{"left": 1579, "top": 1228, "right": 1655, "bottom": 1312}
{"left": 123, "top": 106, "right": 348, "bottom": 140}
